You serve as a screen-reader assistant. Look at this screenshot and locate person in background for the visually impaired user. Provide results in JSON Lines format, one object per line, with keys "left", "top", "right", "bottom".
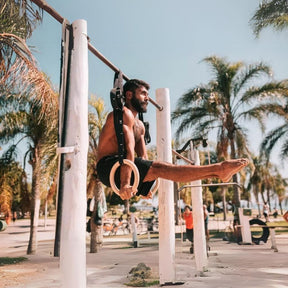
{"left": 272, "top": 207, "right": 278, "bottom": 219}
{"left": 203, "top": 204, "right": 209, "bottom": 240}
{"left": 183, "top": 205, "right": 194, "bottom": 253}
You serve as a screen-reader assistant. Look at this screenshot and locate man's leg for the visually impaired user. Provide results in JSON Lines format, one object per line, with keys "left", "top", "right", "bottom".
{"left": 143, "top": 158, "right": 248, "bottom": 183}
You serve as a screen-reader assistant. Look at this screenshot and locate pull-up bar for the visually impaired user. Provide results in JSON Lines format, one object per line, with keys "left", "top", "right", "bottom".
{"left": 30, "top": 0, "right": 163, "bottom": 111}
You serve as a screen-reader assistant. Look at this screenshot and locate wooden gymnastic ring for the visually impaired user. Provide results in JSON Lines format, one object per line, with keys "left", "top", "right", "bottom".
{"left": 150, "top": 178, "right": 160, "bottom": 194}
{"left": 109, "top": 159, "right": 140, "bottom": 196}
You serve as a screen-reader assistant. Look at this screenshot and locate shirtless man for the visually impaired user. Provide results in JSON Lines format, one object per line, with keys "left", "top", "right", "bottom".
{"left": 97, "top": 79, "right": 249, "bottom": 200}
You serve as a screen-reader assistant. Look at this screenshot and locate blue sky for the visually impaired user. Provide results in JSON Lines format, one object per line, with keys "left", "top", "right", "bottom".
{"left": 27, "top": 0, "right": 288, "bottom": 175}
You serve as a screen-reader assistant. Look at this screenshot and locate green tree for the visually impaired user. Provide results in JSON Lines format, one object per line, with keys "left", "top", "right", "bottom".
{"left": 0, "top": 0, "right": 58, "bottom": 255}
{"left": 0, "top": 0, "right": 42, "bottom": 39}
{"left": 1, "top": 147, "right": 32, "bottom": 218}
{"left": 172, "top": 56, "right": 288, "bottom": 209}
{"left": 247, "top": 156, "right": 264, "bottom": 216}
{"left": 0, "top": 90, "right": 58, "bottom": 254}
{"left": 250, "top": 0, "right": 288, "bottom": 37}
{"left": 0, "top": 1, "right": 43, "bottom": 99}
{"left": 0, "top": 147, "right": 28, "bottom": 219}
{"left": 273, "top": 171, "right": 287, "bottom": 214}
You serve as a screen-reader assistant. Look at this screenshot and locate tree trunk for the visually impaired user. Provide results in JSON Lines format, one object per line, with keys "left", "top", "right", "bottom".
{"left": 267, "top": 188, "right": 271, "bottom": 212}
{"left": 27, "top": 149, "right": 41, "bottom": 255}
{"left": 89, "top": 179, "right": 104, "bottom": 253}
{"left": 229, "top": 138, "right": 241, "bottom": 208}
{"left": 279, "top": 201, "right": 283, "bottom": 215}
{"left": 254, "top": 187, "right": 261, "bottom": 217}
{"left": 90, "top": 221, "right": 103, "bottom": 253}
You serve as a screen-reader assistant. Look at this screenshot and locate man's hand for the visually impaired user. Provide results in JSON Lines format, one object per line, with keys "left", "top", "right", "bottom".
{"left": 119, "top": 184, "right": 137, "bottom": 200}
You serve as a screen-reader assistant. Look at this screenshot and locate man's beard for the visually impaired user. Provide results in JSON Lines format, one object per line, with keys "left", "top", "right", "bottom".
{"left": 131, "top": 94, "right": 147, "bottom": 113}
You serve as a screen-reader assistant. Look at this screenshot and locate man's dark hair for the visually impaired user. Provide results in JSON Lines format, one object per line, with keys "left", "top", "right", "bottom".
{"left": 123, "top": 79, "right": 150, "bottom": 98}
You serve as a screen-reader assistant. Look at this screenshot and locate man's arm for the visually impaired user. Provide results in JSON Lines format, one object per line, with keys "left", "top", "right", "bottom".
{"left": 134, "top": 119, "right": 148, "bottom": 159}
{"left": 118, "top": 108, "right": 136, "bottom": 199}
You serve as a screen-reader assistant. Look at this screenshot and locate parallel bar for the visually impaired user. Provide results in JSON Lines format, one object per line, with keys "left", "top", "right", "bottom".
{"left": 172, "top": 149, "right": 194, "bottom": 165}
{"left": 30, "top": 0, "right": 163, "bottom": 111}
{"left": 177, "top": 182, "right": 243, "bottom": 193}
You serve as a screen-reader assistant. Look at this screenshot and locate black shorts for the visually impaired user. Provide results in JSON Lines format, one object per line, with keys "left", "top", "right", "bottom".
{"left": 96, "top": 155, "right": 155, "bottom": 196}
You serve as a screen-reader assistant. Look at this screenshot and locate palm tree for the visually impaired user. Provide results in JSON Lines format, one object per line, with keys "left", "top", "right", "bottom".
{"left": 273, "top": 172, "right": 287, "bottom": 215}
{"left": 0, "top": 89, "right": 58, "bottom": 254}
{"left": 250, "top": 0, "right": 288, "bottom": 37}
{"left": 87, "top": 95, "right": 108, "bottom": 253}
{"left": 0, "top": 1, "right": 58, "bottom": 254}
{"left": 172, "top": 56, "right": 288, "bottom": 209}
{"left": 0, "top": 1, "right": 43, "bottom": 99}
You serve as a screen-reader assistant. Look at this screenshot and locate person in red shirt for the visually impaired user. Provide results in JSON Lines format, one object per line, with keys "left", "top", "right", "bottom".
{"left": 183, "top": 205, "right": 194, "bottom": 253}
{"left": 283, "top": 211, "right": 288, "bottom": 222}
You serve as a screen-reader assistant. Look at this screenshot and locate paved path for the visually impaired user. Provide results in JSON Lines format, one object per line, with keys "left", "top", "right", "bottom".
{"left": 0, "top": 218, "right": 287, "bottom": 288}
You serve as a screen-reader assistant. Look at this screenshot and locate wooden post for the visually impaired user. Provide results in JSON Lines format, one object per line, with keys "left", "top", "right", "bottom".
{"left": 190, "top": 143, "right": 208, "bottom": 273}
{"left": 59, "top": 19, "right": 88, "bottom": 288}
{"left": 156, "top": 88, "right": 176, "bottom": 285}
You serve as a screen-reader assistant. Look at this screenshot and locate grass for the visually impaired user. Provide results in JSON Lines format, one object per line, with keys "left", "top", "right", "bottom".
{"left": 0, "top": 257, "right": 27, "bottom": 266}
{"left": 266, "top": 221, "right": 288, "bottom": 227}
{"left": 125, "top": 263, "right": 159, "bottom": 287}
{"left": 125, "top": 279, "right": 159, "bottom": 287}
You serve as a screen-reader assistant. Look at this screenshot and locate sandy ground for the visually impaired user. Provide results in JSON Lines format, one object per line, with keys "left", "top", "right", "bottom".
{"left": 0, "top": 218, "right": 287, "bottom": 288}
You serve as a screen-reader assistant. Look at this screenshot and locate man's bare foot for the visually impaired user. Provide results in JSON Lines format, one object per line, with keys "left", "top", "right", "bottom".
{"left": 219, "top": 158, "right": 249, "bottom": 182}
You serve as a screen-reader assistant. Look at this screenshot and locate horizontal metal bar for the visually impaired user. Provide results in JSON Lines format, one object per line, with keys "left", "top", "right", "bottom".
{"left": 177, "top": 182, "right": 243, "bottom": 193}
{"left": 30, "top": 0, "right": 163, "bottom": 111}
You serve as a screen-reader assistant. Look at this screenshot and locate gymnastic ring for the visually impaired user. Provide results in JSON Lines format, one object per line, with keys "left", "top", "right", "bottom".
{"left": 109, "top": 159, "right": 140, "bottom": 196}
{"left": 150, "top": 178, "right": 160, "bottom": 194}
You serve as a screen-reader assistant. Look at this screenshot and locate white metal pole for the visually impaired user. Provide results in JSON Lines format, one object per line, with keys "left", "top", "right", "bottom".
{"left": 156, "top": 88, "right": 176, "bottom": 285}
{"left": 60, "top": 19, "right": 88, "bottom": 288}
{"left": 190, "top": 143, "right": 208, "bottom": 273}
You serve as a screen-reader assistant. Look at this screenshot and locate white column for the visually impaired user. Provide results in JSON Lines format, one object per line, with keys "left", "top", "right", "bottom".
{"left": 60, "top": 19, "right": 88, "bottom": 288}
{"left": 190, "top": 145, "right": 208, "bottom": 273}
{"left": 156, "top": 88, "right": 176, "bottom": 285}
{"left": 238, "top": 208, "right": 252, "bottom": 244}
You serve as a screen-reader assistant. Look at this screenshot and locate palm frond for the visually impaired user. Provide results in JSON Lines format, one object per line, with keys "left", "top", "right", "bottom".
{"left": 237, "top": 82, "right": 288, "bottom": 110}
{"left": 0, "top": 0, "right": 43, "bottom": 39}
{"left": 261, "top": 124, "right": 288, "bottom": 159}
{"left": 280, "top": 140, "right": 288, "bottom": 158}
{"left": 250, "top": 0, "right": 288, "bottom": 37}
{"left": 0, "top": 33, "right": 57, "bottom": 118}
{"left": 232, "top": 62, "right": 272, "bottom": 96}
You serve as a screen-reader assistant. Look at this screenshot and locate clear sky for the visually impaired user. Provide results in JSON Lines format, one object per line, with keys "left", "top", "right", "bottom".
{"left": 27, "top": 0, "right": 288, "bottom": 176}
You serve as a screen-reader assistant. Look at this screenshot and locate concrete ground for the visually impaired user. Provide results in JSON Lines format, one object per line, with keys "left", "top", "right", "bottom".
{"left": 0, "top": 218, "right": 287, "bottom": 288}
